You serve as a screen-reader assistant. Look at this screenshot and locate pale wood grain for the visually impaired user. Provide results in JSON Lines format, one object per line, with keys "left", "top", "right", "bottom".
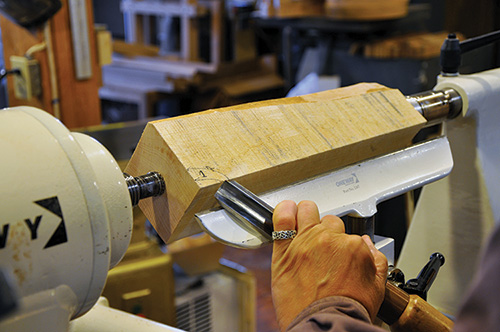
{"left": 390, "top": 294, "right": 454, "bottom": 332}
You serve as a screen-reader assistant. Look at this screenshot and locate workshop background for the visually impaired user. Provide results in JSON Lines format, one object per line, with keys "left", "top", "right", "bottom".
{"left": 1, "top": 1, "right": 500, "bottom": 331}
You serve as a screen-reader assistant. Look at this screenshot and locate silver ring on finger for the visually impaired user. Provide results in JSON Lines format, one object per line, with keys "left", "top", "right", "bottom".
{"left": 272, "top": 230, "right": 297, "bottom": 241}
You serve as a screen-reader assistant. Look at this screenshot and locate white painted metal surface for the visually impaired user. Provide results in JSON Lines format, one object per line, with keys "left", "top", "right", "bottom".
{"left": 197, "top": 137, "right": 453, "bottom": 249}
{"left": 72, "top": 133, "right": 132, "bottom": 269}
{"left": 399, "top": 68, "right": 500, "bottom": 315}
{"left": 0, "top": 107, "right": 133, "bottom": 330}
{"left": 0, "top": 285, "right": 78, "bottom": 332}
{"left": 121, "top": 0, "right": 197, "bottom": 18}
{"left": 436, "top": 68, "right": 500, "bottom": 222}
{"left": 69, "top": 297, "right": 185, "bottom": 332}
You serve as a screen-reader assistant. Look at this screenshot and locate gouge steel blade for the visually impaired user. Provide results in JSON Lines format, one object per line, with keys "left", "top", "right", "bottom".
{"left": 196, "top": 136, "right": 453, "bottom": 249}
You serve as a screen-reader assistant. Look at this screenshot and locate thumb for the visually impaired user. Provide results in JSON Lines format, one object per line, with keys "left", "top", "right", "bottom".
{"left": 362, "top": 235, "right": 389, "bottom": 282}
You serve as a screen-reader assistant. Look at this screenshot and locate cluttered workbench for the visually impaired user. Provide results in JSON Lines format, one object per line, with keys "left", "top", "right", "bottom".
{"left": 253, "top": 4, "right": 433, "bottom": 89}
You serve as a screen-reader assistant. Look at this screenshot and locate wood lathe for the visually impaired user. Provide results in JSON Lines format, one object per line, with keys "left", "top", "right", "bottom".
{"left": 2, "top": 1, "right": 500, "bottom": 331}
{"left": 5, "top": 33, "right": 500, "bottom": 331}
{"left": 4, "top": 57, "right": 500, "bottom": 332}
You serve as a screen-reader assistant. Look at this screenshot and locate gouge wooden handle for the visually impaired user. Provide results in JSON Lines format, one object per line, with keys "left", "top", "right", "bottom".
{"left": 378, "top": 282, "right": 454, "bottom": 332}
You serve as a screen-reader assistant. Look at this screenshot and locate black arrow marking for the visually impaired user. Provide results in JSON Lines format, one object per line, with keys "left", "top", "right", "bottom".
{"left": 0, "top": 224, "right": 9, "bottom": 249}
{"left": 34, "top": 197, "right": 68, "bottom": 249}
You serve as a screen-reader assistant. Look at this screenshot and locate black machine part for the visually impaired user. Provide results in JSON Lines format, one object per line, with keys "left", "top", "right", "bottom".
{"left": 388, "top": 252, "right": 445, "bottom": 301}
{"left": 0, "top": 267, "right": 18, "bottom": 319}
{"left": 124, "top": 172, "right": 166, "bottom": 207}
{"left": 0, "top": 0, "right": 61, "bottom": 29}
{"left": 441, "top": 30, "right": 500, "bottom": 75}
{"left": 345, "top": 215, "right": 375, "bottom": 242}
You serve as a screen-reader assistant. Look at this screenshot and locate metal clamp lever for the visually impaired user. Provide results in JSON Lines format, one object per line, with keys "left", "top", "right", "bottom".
{"left": 403, "top": 252, "right": 445, "bottom": 300}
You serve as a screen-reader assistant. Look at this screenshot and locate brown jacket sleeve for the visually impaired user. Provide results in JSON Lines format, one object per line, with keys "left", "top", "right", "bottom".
{"left": 286, "top": 296, "right": 387, "bottom": 332}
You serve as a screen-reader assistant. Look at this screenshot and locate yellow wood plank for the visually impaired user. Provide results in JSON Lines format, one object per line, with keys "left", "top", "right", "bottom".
{"left": 125, "top": 83, "right": 426, "bottom": 243}
{"left": 326, "top": 0, "right": 408, "bottom": 21}
{"left": 112, "top": 39, "right": 160, "bottom": 57}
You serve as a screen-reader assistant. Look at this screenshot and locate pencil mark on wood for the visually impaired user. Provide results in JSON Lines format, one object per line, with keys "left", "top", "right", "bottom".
{"left": 374, "top": 91, "right": 403, "bottom": 117}
{"left": 187, "top": 166, "right": 229, "bottom": 182}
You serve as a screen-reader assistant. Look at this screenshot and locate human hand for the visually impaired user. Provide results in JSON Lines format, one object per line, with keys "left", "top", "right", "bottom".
{"left": 271, "top": 200, "right": 388, "bottom": 331}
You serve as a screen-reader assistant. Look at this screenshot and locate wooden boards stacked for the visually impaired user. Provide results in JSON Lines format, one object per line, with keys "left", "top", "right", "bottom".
{"left": 352, "top": 32, "right": 465, "bottom": 60}
{"left": 125, "top": 83, "right": 426, "bottom": 243}
{"left": 273, "top": 0, "right": 325, "bottom": 18}
{"left": 326, "top": 0, "right": 408, "bottom": 21}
